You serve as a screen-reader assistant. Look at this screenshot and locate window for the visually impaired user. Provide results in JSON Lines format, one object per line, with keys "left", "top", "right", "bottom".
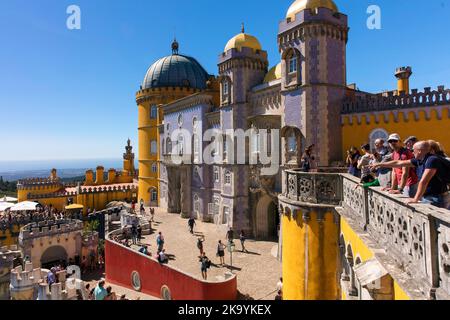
{"left": 150, "top": 140, "right": 157, "bottom": 155}
{"left": 177, "top": 114, "right": 183, "bottom": 127}
{"left": 151, "top": 189, "right": 158, "bottom": 202}
{"left": 252, "top": 130, "right": 260, "bottom": 154}
{"left": 214, "top": 167, "right": 220, "bottom": 183}
{"left": 223, "top": 81, "right": 229, "bottom": 95}
{"left": 166, "top": 138, "right": 172, "bottom": 155}
{"left": 166, "top": 123, "right": 170, "bottom": 132}
{"left": 289, "top": 56, "right": 297, "bottom": 73}
{"left": 150, "top": 105, "right": 158, "bottom": 119}
{"left": 223, "top": 207, "right": 230, "bottom": 225}
{"left": 193, "top": 134, "right": 199, "bottom": 156}
{"left": 151, "top": 163, "right": 158, "bottom": 173}
{"left": 224, "top": 170, "right": 232, "bottom": 185}
{"left": 194, "top": 194, "right": 200, "bottom": 213}
{"left": 177, "top": 134, "right": 184, "bottom": 156}
{"left": 287, "top": 132, "right": 297, "bottom": 153}
{"left": 193, "top": 117, "right": 198, "bottom": 129}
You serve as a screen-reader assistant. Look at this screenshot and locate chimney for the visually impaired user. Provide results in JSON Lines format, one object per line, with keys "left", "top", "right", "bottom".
{"left": 95, "top": 166, "right": 105, "bottom": 185}
{"left": 395, "top": 66, "right": 412, "bottom": 94}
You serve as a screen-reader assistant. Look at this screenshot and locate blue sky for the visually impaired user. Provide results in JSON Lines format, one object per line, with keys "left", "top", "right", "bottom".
{"left": 0, "top": 0, "right": 449, "bottom": 161}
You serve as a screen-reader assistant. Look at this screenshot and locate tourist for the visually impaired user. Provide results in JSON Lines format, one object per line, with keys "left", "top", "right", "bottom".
{"left": 150, "top": 208, "right": 155, "bottom": 222}
{"left": 374, "top": 139, "right": 392, "bottom": 188}
{"left": 199, "top": 253, "right": 211, "bottom": 280}
{"left": 156, "top": 232, "right": 165, "bottom": 251}
{"left": 277, "top": 277, "right": 283, "bottom": 292}
{"left": 47, "top": 267, "right": 57, "bottom": 286}
{"left": 346, "top": 147, "right": 361, "bottom": 178}
{"left": 429, "top": 140, "right": 449, "bottom": 159}
{"left": 131, "top": 201, "right": 136, "bottom": 214}
{"left": 89, "top": 288, "right": 95, "bottom": 300}
{"left": 197, "top": 236, "right": 205, "bottom": 256}
{"left": 131, "top": 224, "right": 137, "bottom": 245}
{"left": 275, "top": 290, "right": 283, "bottom": 301}
{"left": 120, "top": 294, "right": 128, "bottom": 300}
{"left": 94, "top": 280, "right": 108, "bottom": 301}
{"left": 300, "top": 145, "right": 315, "bottom": 172}
{"left": 139, "top": 198, "right": 145, "bottom": 214}
{"left": 139, "top": 245, "right": 149, "bottom": 255}
{"left": 371, "top": 141, "right": 450, "bottom": 209}
{"left": 385, "top": 134, "right": 418, "bottom": 197}
{"left": 239, "top": 230, "right": 248, "bottom": 253}
{"left": 217, "top": 240, "right": 226, "bottom": 266}
{"left": 226, "top": 228, "right": 234, "bottom": 243}
{"left": 357, "top": 143, "right": 376, "bottom": 182}
{"left": 158, "top": 249, "right": 168, "bottom": 264}
{"left": 137, "top": 224, "right": 142, "bottom": 243}
{"left": 104, "top": 286, "right": 117, "bottom": 300}
{"left": 188, "top": 217, "right": 196, "bottom": 234}
{"left": 404, "top": 136, "right": 418, "bottom": 152}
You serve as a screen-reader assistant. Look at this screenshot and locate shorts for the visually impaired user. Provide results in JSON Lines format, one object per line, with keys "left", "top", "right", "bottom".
{"left": 218, "top": 251, "right": 225, "bottom": 257}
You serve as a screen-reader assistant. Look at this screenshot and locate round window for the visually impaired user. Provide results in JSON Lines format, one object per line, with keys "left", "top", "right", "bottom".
{"left": 161, "top": 285, "right": 172, "bottom": 300}
{"left": 131, "top": 271, "right": 141, "bottom": 291}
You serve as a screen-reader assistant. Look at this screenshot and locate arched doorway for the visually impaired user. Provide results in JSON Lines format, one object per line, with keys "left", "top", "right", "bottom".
{"left": 40, "top": 246, "right": 68, "bottom": 269}
{"left": 255, "top": 195, "right": 279, "bottom": 240}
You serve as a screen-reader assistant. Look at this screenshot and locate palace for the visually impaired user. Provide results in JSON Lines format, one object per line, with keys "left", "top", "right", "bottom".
{"left": 134, "top": 0, "right": 450, "bottom": 300}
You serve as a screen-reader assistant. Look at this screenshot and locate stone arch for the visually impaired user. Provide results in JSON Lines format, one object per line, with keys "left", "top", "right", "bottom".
{"left": 281, "top": 126, "right": 302, "bottom": 166}
{"left": 40, "top": 245, "right": 68, "bottom": 268}
{"left": 255, "top": 195, "right": 279, "bottom": 240}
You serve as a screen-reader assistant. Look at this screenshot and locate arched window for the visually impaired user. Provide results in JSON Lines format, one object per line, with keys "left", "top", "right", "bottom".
{"left": 177, "top": 114, "right": 183, "bottom": 127}
{"left": 177, "top": 134, "right": 184, "bottom": 156}
{"left": 150, "top": 189, "right": 158, "bottom": 202}
{"left": 214, "top": 166, "right": 220, "bottom": 183}
{"left": 193, "top": 194, "right": 200, "bottom": 213}
{"left": 166, "top": 138, "right": 172, "bottom": 155}
{"left": 151, "top": 163, "right": 158, "bottom": 173}
{"left": 224, "top": 170, "right": 232, "bottom": 185}
{"left": 192, "top": 117, "right": 198, "bottom": 129}
{"left": 162, "top": 138, "right": 165, "bottom": 155}
{"left": 150, "top": 140, "right": 157, "bottom": 155}
{"left": 369, "top": 128, "right": 389, "bottom": 150}
{"left": 287, "top": 131, "right": 297, "bottom": 154}
{"left": 283, "top": 48, "right": 300, "bottom": 86}
{"left": 289, "top": 56, "right": 297, "bottom": 73}
{"left": 221, "top": 78, "right": 231, "bottom": 105}
{"left": 150, "top": 105, "right": 158, "bottom": 119}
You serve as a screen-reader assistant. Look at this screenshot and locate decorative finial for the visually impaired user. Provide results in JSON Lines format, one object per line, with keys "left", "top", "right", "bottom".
{"left": 241, "top": 23, "right": 245, "bottom": 34}
{"left": 172, "top": 37, "right": 179, "bottom": 55}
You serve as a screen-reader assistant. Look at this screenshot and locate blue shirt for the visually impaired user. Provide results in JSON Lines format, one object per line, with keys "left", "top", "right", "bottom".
{"left": 94, "top": 286, "right": 107, "bottom": 301}
{"left": 411, "top": 154, "right": 449, "bottom": 196}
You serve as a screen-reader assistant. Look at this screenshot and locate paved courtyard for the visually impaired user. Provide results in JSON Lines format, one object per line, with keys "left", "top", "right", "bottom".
{"left": 130, "top": 207, "right": 282, "bottom": 300}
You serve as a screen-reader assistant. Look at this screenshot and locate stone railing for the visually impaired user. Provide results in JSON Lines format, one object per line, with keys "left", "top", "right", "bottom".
{"left": 341, "top": 174, "right": 450, "bottom": 300}
{"left": 342, "top": 86, "right": 450, "bottom": 114}
{"left": 283, "top": 169, "right": 342, "bottom": 206}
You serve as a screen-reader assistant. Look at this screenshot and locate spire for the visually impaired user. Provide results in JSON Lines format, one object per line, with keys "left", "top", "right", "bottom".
{"left": 171, "top": 37, "right": 179, "bottom": 55}
{"left": 241, "top": 22, "right": 245, "bottom": 34}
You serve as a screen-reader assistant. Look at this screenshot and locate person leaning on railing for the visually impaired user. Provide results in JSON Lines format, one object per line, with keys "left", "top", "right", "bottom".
{"left": 370, "top": 141, "right": 450, "bottom": 209}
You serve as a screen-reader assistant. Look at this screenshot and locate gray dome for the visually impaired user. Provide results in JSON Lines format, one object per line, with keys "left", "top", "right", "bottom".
{"left": 142, "top": 54, "right": 209, "bottom": 90}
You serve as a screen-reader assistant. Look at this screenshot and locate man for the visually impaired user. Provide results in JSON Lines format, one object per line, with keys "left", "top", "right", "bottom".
{"left": 188, "top": 217, "right": 196, "bottom": 234}
{"left": 199, "top": 253, "right": 210, "bottom": 280}
{"left": 226, "top": 228, "right": 234, "bottom": 243}
{"left": 371, "top": 141, "right": 450, "bottom": 209}
{"left": 357, "top": 143, "right": 376, "bottom": 180}
{"left": 94, "top": 280, "right": 108, "bottom": 301}
{"left": 47, "top": 267, "right": 57, "bottom": 286}
{"left": 385, "top": 133, "right": 418, "bottom": 197}
{"left": 156, "top": 232, "right": 164, "bottom": 252}
{"left": 404, "top": 136, "right": 418, "bottom": 152}
{"left": 374, "top": 139, "right": 392, "bottom": 188}
{"left": 131, "top": 224, "right": 137, "bottom": 245}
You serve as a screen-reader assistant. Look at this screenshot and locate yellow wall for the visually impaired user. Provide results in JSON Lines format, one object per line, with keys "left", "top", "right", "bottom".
{"left": 282, "top": 210, "right": 339, "bottom": 300}
{"left": 340, "top": 215, "right": 412, "bottom": 300}
{"left": 342, "top": 107, "right": 450, "bottom": 159}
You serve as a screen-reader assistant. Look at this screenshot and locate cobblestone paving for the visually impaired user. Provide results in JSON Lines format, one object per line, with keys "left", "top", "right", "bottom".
{"left": 131, "top": 207, "right": 282, "bottom": 300}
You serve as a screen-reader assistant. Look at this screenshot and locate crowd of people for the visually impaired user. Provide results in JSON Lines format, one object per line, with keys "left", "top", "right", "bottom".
{"left": 346, "top": 134, "right": 450, "bottom": 209}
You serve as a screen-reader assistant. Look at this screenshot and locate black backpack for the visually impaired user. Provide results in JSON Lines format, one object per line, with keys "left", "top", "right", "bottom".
{"left": 435, "top": 155, "right": 450, "bottom": 185}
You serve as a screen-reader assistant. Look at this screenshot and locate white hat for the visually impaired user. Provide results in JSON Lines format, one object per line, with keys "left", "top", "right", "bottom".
{"left": 387, "top": 133, "right": 401, "bottom": 142}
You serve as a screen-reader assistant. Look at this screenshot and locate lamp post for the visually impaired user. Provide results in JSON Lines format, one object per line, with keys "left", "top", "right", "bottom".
{"left": 228, "top": 241, "right": 235, "bottom": 272}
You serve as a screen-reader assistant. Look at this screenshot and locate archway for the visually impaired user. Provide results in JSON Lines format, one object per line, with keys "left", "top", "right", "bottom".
{"left": 40, "top": 245, "right": 68, "bottom": 269}
{"left": 255, "top": 195, "right": 279, "bottom": 240}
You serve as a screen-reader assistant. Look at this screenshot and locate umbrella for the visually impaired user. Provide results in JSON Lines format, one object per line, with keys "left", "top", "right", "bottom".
{"left": 1, "top": 196, "right": 18, "bottom": 203}
{"left": 0, "top": 202, "right": 14, "bottom": 212}
{"left": 10, "top": 201, "right": 39, "bottom": 212}
{"left": 65, "top": 204, "right": 84, "bottom": 210}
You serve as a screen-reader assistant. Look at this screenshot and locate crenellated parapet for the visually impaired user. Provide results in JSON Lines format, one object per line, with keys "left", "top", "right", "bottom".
{"left": 78, "top": 183, "right": 137, "bottom": 195}
{"left": 28, "top": 191, "right": 77, "bottom": 200}
{"left": 342, "top": 86, "right": 450, "bottom": 115}
{"left": 19, "top": 219, "right": 83, "bottom": 242}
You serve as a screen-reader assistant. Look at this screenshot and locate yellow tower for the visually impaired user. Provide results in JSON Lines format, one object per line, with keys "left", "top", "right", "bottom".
{"left": 136, "top": 39, "right": 210, "bottom": 205}
{"left": 395, "top": 66, "right": 412, "bottom": 94}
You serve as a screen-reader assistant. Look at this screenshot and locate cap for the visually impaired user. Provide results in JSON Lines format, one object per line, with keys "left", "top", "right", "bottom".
{"left": 388, "top": 133, "right": 401, "bottom": 143}
{"left": 404, "top": 136, "right": 418, "bottom": 144}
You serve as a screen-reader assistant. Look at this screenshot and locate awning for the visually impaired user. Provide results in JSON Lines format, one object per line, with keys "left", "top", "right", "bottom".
{"left": 65, "top": 204, "right": 84, "bottom": 210}
{"left": 10, "top": 201, "right": 39, "bottom": 212}
{"left": 0, "top": 202, "right": 14, "bottom": 212}
{"left": 353, "top": 258, "right": 388, "bottom": 287}
{"left": 1, "top": 196, "right": 18, "bottom": 203}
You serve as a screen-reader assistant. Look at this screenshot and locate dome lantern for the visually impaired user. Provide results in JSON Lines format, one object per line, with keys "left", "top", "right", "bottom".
{"left": 224, "top": 24, "right": 262, "bottom": 53}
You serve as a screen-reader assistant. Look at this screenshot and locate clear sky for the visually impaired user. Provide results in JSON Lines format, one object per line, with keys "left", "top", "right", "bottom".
{"left": 0, "top": 0, "right": 449, "bottom": 161}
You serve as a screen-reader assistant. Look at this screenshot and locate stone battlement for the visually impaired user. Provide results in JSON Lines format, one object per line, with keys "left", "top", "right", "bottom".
{"left": 342, "top": 85, "right": 450, "bottom": 114}
{"left": 28, "top": 191, "right": 77, "bottom": 199}
{"left": 78, "top": 184, "right": 137, "bottom": 194}
{"left": 19, "top": 219, "right": 83, "bottom": 241}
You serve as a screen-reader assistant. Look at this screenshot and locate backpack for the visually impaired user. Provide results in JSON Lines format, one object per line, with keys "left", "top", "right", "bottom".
{"left": 434, "top": 155, "right": 450, "bottom": 185}
{"left": 206, "top": 259, "right": 211, "bottom": 269}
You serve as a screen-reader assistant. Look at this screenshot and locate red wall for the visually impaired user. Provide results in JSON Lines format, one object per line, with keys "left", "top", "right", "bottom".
{"left": 105, "top": 239, "right": 237, "bottom": 300}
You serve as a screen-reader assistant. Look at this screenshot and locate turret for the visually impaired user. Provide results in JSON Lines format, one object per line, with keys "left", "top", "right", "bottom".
{"left": 95, "top": 166, "right": 104, "bottom": 185}
{"left": 50, "top": 169, "right": 58, "bottom": 181}
{"left": 395, "top": 66, "right": 412, "bottom": 94}
{"left": 108, "top": 169, "right": 116, "bottom": 184}
{"left": 84, "top": 170, "right": 94, "bottom": 186}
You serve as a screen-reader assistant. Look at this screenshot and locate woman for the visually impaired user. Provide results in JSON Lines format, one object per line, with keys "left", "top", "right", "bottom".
{"left": 217, "top": 240, "right": 226, "bottom": 266}
{"left": 104, "top": 286, "right": 117, "bottom": 300}
{"left": 197, "top": 237, "right": 205, "bottom": 256}
{"left": 346, "top": 147, "right": 361, "bottom": 178}
{"left": 239, "top": 230, "right": 248, "bottom": 253}
{"left": 199, "top": 253, "right": 210, "bottom": 280}
{"left": 300, "top": 145, "right": 315, "bottom": 172}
